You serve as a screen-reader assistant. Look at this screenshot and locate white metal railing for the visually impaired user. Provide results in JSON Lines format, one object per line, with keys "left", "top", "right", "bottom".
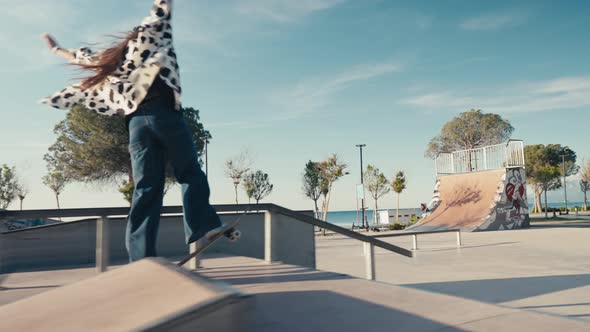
{"left": 435, "top": 139, "right": 525, "bottom": 175}
{"left": 0, "top": 204, "right": 413, "bottom": 281}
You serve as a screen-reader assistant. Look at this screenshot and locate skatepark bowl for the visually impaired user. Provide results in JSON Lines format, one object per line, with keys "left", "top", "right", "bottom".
{"left": 2, "top": 204, "right": 590, "bottom": 331}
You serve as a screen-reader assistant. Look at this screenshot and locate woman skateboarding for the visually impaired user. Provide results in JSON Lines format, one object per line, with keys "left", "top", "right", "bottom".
{"left": 40, "top": 0, "right": 227, "bottom": 262}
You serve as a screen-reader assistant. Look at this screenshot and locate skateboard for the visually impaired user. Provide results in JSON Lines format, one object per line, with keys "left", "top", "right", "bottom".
{"left": 177, "top": 211, "right": 248, "bottom": 267}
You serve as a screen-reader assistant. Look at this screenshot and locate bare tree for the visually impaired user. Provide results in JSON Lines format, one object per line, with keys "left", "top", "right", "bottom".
{"left": 43, "top": 171, "right": 69, "bottom": 213}
{"left": 15, "top": 180, "right": 29, "bottom": 211}
{"left": 225, "top": 150, "right": 252, "bottom": 205}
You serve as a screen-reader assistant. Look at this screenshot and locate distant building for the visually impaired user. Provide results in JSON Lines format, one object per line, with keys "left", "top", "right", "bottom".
{"left": 377, "top": 208, "right": 422, "bottom": 225}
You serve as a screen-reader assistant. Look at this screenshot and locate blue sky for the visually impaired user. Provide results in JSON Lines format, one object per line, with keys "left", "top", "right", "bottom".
{"left": 0, "top": 0, "right": 588, "bottom": 211}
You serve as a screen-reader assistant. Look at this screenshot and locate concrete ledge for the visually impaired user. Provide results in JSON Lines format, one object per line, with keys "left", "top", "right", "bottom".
{"left": 0, "top": 210, "right": 316, "bottom": 273}
{"left": 0, "top": 258, "right": 252, "bottom": 332}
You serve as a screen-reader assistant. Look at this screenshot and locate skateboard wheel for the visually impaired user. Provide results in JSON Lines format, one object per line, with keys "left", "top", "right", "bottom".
{"left": 227, "top": 230, "right": 241, "bottom": 242}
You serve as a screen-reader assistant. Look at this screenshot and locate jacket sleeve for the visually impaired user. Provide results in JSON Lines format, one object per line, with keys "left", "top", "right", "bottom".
{"left": 68, "top": 47, "right": 98, "bottom": 65}
{"left": 142, "top": 0, "right": 172, "bottom": 25}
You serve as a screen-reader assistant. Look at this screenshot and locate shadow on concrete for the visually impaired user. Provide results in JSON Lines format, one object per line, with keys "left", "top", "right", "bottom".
{"left": 317, "top": 242, "right": 368, "bottom": 249}
{"left": 568, "top": 314, "right": 590, "bottom": 318}
{"left": 402, "top": 274, "right": 590, "bottom": 304}
{"left": 520, "top": 302, "right": 590, "bottom": 309}
{"left": 198, "top": 265, "right": 303, "bottom": 273}
{"left": 530, "top": 223, "right": 590, "bottom": 229}
{"left": 0, "top": 285, "right": 59, "bottom": 291}
{"left": 415, "top": 242, "right": 519, "bottom": 252}
{"left": 201, "top": 269, "right": 352, "bottom": 286}
{"left": 202, "top": 267, "right": 311, "bottom": 277}
{"left": 252, "top": 290, "right": 468, "bottom": 332}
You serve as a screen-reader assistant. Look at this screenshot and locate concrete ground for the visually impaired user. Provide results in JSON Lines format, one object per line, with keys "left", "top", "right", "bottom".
{"left": 316, "top": 219, "right": 590, "bottom": 322}
{"left": 2, "top": 219, "right": 590, "bottom": 330}
{"left": 2, "top": 255, "right": 589, "bottom": 331}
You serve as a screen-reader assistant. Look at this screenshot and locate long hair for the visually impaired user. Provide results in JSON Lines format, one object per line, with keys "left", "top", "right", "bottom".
{"left": 77, "top": 30, "right": 139, "bottom": 90}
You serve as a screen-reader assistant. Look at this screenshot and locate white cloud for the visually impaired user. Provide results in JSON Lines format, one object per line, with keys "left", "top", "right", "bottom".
{"left": 271, "top": 61, "right": 403, "bottom": 118}
{"left": 402, "top": 76, "right": 590, "bottom": 114}
{"left": 235, "top": 0, "right": 344, "bottom": 23}
{"left": 170, "top": 0, "right": 345, "bottom": 56}
{"left": 460, "top": 10, "right": 529, "bottom": 31}
{"left": 3, "top": 0, "right": 78, "bottom": 27}
{"left": 207, "top": 60, "right": 404, "bottom": 129}
{"left": 0, "top": 0, "right": 82, "bottom": 72}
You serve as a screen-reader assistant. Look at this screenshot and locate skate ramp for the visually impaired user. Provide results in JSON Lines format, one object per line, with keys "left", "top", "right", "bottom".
{"left": 0, "top": 258, "right": 252, "bottom": 331}
{"left": 409, "top": 168, "right": 529, "bottom": 232}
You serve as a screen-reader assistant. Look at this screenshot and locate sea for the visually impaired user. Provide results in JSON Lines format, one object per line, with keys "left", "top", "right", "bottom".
{"left": 325, "top": 202, "right": 586, "bottom": 229}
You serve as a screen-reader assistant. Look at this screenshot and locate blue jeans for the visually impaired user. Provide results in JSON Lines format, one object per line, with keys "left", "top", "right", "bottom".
{"left": 126, "top": 100, "right": 221, "bottom": 262}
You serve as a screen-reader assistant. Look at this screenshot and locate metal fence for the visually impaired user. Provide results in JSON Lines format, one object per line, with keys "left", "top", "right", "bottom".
{"left": 435, "top": 140, "right": 525, "bottom": 175}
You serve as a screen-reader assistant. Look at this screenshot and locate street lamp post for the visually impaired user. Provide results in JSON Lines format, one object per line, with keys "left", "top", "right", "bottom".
{"left": 562, "top": 154, "right": 568, "bottom": 214}
{"left": 204, "top": 139, "right": 209, "bottom": 179}
{"left": 356, "top": 144, "right": 367, "bottom": 230}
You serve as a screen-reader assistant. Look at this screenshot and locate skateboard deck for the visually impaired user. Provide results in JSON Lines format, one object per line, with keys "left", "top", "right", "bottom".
{"left": 177, "top": 211, "right": 248, "bottom": 267}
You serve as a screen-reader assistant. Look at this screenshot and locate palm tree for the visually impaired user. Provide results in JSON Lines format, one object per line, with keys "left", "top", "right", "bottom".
{"left": 392, "top": 171, "right": 407, "bottom": 223}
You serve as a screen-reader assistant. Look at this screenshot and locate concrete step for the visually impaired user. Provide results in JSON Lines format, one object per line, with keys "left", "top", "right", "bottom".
{"left": 0, "top": 258, "right": 252, "bottom": 332}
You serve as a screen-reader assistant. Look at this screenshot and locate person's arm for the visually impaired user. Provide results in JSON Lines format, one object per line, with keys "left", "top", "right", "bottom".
{"left": 41, "top": 33, "right": 97, "bottom": 65}
{"left": 41, "top": 33, "right": 74, "bottom": 61}
{"left": 150, "top": 0, "right": 172, "bottom": 20}
{"left": 141, "top": 0, "right": 173, "bottom": 26}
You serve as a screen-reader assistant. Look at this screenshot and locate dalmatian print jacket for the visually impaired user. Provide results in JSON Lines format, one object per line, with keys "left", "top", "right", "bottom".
{"left": 40, "top": 0, "right": 181, "bottom": 116}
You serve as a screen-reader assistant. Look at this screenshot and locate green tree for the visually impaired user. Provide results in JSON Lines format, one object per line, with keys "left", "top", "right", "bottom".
{"left": 364, "top": 165, "right": 390, "bottom": 224}
{"left": 557, "top": 147, "right": 580, "bottom": 209}
{"left": 225, "top": 150, "right": 251, "bottom": 205}
{"left": 302, "top": 161, "right": 325, "bottom": 219}
{"left": 118, "top": 180, "right": 135, "bottom": 205}
{"left": 45, "top": 104, "right": 130, "bottom": 184}
{"left": 524, "top": 144, "right": 579, "bottom": 213}
{"left": 0, "top": 164, "right": 18, "bottom": 209}
{"left": 182, "top": 107, "right": 213, "bottom": 162}
{"left": 426, "top": 109, "right": 514, "bottom": 160}
{"left": 536, "top": 166, "right": 561, "bottom": 218}
{"left": 243, "top": 170, "right": 273, "bottom": 204}
{"left": 392, "top": 171, "right": 407, "bottom": 223}
{"left": 580, "top": 161, "right": 590, "bottom": 211}
{"left": 525, "top": 145, "right": 550, "bottom": 213}
{"left": 42, "top": 170, "right": 69, "bottom": 212}
{"left": 318, "top": 154, "right": 348, "bottom": 234}
{"left": 45, "top": 105, "right": 211, "bottom": 203}
{"left": 243, "top": 174, "right": 256, "bottom": 204}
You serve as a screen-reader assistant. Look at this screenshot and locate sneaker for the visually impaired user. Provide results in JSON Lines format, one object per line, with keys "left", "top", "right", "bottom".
{"left": 192, "top": 224, "right": 227, "bottom": 249}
